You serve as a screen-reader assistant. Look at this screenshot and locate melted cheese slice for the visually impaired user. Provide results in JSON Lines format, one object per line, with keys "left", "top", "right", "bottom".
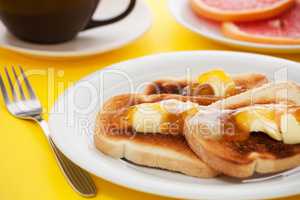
{"left": 281, "top": 114, "right": 300, "bottom": 144}
{"left": 234, "top": 106, "right": 282, "bottom": 141}
{"left": 197, "top": 69, "right": 236, "bottom": 97}
{"left": 235, "top": 105, "right": 300, "bottom": 144}
{"left": 129, "top": 99, "right": 198, "bottom": 134}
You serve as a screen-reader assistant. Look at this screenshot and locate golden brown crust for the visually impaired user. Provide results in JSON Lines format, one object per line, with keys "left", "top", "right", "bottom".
{"left": 97, "top": 93, "right": 220, "bottom": 136}
{"left": 144, "top": 73, "right": 268, "bottom": 96}
{"left": 231, "top": 73, "right": 269, "bottom": 91}
{"left": 184, "top": 130, "right": 256, "bottom": 177}
{"left": 94, "top": 94, "right": 219, "bottom": 178}
{"left": 95, "top": 73, "right": 268, "bottom": 178}
{"left": 185, "top": 81, "right": 300, "bottom": 178}
{"left": 185, "top": 130, "right": 300, "bottom": 177}
{"left": 212, "top": 81, "right": 300, "bottom": 109}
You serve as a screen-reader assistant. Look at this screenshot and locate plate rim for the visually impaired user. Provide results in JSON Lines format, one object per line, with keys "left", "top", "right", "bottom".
{"left": 49, "top": 50, "right": 300, "bottom": 200}
{"left": 167, "top": 0, "right": 300, "bottom": 53}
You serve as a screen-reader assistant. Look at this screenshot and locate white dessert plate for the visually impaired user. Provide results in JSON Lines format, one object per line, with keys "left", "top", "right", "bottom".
{"left": 49, "top": 51, "right": 300, "bottom": 200}
{"left": 0, "top": 0, "right": 152, "bottom": 58}
{"left": 168, "top": 0, "right": 300, "bottom": 54}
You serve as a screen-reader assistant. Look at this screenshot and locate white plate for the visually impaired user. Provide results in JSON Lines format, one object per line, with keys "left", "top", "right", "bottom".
{"left": 49, "top": 51, "right": 300, "bottom": 200}
{"left": 168, "top": 0, "right": 300, "bottom": 54}
{"left": 0, "top": 0, "right": 152, "bottom": 58}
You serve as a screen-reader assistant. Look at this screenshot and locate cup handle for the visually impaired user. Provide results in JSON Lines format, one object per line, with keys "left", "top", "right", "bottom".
{"left": 83, "top": 0, "right": 136, "bottom": 30}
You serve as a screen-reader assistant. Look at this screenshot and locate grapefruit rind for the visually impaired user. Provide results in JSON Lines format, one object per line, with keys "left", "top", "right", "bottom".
{"left": 222, "top": 22, "right": 300, "bottom": 45}
{"left": 190, "top": 0, "right": 295, "bottom": 22}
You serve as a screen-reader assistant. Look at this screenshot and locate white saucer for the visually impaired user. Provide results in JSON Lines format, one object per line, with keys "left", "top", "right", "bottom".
{"left": 168, "top": 0, "right": 300, "bottom": 54}
{"left": 0, "top": 0, "right": 152, "bottom": 58}
{"left": 49, "top": 51, "right": 300, "bottom": 200}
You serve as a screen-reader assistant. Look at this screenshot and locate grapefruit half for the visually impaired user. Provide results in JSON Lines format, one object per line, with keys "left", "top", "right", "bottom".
{"left": 222, "top": 0, "right": 300, "bottom": 45}
{"left": 190, "top": 0, "right": 295, "bottom": 22}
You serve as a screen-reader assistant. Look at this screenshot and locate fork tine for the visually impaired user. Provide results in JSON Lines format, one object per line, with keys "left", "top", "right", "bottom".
{"left": 12, "top": 66, "right": 26, "bottom": 100}
{"left": 0, "top": 73, "right": 10, "bottom": 104}
{"left": 4, "top": 67, "right": 17, "bottom": 101}
{"left": 19, "top": 66, "right": 36, "bottom": 100}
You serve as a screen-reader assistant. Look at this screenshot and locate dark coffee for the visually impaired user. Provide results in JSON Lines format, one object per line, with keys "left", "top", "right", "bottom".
{"left": 0, "top": 0, "right": 136, "bottom": 44}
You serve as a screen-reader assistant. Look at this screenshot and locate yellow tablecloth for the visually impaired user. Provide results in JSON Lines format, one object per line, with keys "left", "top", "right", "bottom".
{"left": 1, "top": 1, "right": 300, "bottom": 200}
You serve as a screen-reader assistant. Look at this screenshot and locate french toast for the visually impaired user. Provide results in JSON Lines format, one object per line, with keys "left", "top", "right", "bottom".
{"left": 184, "top": 81, "right": 300, "bottom": 178}
{"left": 94, "top": 70, "right": 269, "bottom": 178}
{"left": 94, "top": 94, "right": 219, "bottom": 178}
{"left": 144, "top": 72, "right": 268, "bottom": 96}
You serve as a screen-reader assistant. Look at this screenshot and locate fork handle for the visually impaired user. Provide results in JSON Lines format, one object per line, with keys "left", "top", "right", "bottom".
{"left": 37, "top": 120, "right": 97, "bottom": 197}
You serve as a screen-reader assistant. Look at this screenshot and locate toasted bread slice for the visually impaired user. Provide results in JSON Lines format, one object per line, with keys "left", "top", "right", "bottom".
{"left": 94, "top": 94, "right": 219, "bottom": 178}
{"left": 212, "top": 81, "right": 300, "bottom": 109}
{"left": 185, "top": 81, "right": 300, "bottom": 178}
{"left": 144, "top": 73, "right": 268, "bottom": 96}
{"left": 95, "top": 72, "right": 268, "bottom": 178}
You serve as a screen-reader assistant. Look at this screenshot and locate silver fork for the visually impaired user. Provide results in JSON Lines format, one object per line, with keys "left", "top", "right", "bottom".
{"left": 0, "top": 66, "right": 97, "bottom": 197}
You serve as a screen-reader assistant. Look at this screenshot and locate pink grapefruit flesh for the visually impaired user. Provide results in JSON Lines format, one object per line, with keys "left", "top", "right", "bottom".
{"left": 222, "top": 0, "right": 300, "bottom": 44}
{"left": 190, "top": 0, "right": 295, "bottom": 22}
{"left": 202, "top": 0, "right": 288, "bottom": 11}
